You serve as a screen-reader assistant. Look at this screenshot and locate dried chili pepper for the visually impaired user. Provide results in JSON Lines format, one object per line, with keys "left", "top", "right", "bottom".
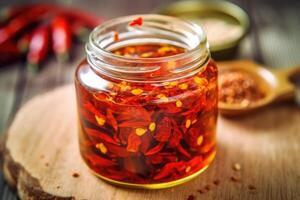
{"left": 0, "top": 40, "right": 21, "bottom": 65}
{"left": 153, "top": 117, "right": 171, "bottom": 142}
{"left": 145, "top": 142, "right": 165, "bottom": 156}
{"left": 0, "top": 4, "right": 55, "bottom": 45}
{"left": 63, "top": 8, "right": 102, "bottom": 28}
{"left": 127, "top": 132, "right": 142, "bottom": 152}
{"left": 129, "top": 17, "right": 143, "bottom": 26}
{"left": 51, "top": 16, "right": 72, "bottom": 62}
{"left": 153, "top": 161, "right": 186, "bottom": 180}
{"left": 85, "top": 127, "right": 119, "bottom": 145}
{"left": 27, "top": 25, "right": 50, "bottom": 70}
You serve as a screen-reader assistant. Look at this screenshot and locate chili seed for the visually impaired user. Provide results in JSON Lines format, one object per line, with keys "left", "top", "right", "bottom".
{"left": 135, "top": 128, "right": 147, "bottom": 136}
{"left": 176, "top": 100, "right": 183, "bottom": 107}
{"left": 131, "top": 88, "right": 143, "bottom": 95}
{"left": 197, "top": 135, "right": 203, "bottom": 145}
{"left": 178, "top": 83, "right": 188, "bottom": 90}
{"left": 194, "top": 76, "right": 208, "bottom": 85}
{"left": 167, "top": 61, "right": 176, "bottom": 70}
{"left": 233, "top": 163, "right": 241, "bottom": 171}
{"left": 141, "top": 52, "right": 153, "bottom": 58}
{"left": 156, "top": 94, "right": 169, "bottom": 102}
{"left": 170, "top": 81, "right": 178, "bottom": 86}
{"left": 149, "top": 122, "right": 156, "bottom": 132}
{"left": 95, "top": 115, "right": 105, "bottom": 126}
{"left": 186, "top": 119, "right": 191, "bottom": 128}
{"left": 185, "top": 166, "right": 191, "bottom": 173}
{"left": 96, "top": 143, "right": 107, "bottom": 154}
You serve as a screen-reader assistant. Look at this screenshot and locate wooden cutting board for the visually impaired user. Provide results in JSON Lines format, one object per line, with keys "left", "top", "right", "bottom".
{"left": 0, "top": 84, "right": 299, "bottom": 200}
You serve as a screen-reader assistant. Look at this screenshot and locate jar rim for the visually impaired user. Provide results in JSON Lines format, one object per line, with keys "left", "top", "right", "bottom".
{"left": 86, "top": 14, "right": 210, "bottom": 82}
{"left": 89, "top": 14, "right": 208, "bottom": 62}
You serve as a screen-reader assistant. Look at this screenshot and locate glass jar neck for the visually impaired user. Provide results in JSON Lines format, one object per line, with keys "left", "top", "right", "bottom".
{"left": 86, "top": 14, "right": 210, "bottom": 83}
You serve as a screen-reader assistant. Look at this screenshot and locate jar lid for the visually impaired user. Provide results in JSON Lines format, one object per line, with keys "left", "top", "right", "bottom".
{"left": 156, "top": 1, "right": 250, "bottom": 55}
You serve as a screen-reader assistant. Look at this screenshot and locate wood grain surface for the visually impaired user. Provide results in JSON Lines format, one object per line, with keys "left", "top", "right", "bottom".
{"left": 1, "top": 84, "right": 299, "bottom": 200}
{"left": 0, "top": 0, "right": 300, "bottom": 199}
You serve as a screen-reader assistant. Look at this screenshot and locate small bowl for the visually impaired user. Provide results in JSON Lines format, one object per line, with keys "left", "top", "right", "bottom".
{"left": 156, "top": 1, "right": 250, "bottom": 59}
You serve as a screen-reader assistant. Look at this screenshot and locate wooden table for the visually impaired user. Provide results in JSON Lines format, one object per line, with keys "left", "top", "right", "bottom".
{"left": 0, "top": 0, "right": 299, "bottom": 199}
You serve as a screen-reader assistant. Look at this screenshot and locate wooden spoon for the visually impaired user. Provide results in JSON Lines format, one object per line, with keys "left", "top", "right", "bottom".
{"left": 217, "top": 60, "right": 300, "bottom": 116}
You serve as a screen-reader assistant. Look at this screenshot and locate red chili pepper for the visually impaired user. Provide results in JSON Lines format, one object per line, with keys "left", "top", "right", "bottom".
{"left": 106, "top": 109, "right": 118, "bottom": 131}
{"left": 0, "top": 41, "right": 21, "bottom": 65}
{"left": 177, "top": 143, "right": 191, "bottom": 158}
{"left": 27, "top": 25, "right": 50, "bottom": 70}
{"left": 51, "top": 16, "right": 72, "bottom": 62}
{"left": 147, "top": 153, "right": 177, "bottom": 165}
{"left": 63, "top": 8, "right": 102, "bottom": 28}
{"left": 153, "top": 161, "right": 186, "bottom": 180}
{"left": 103, "top": 142, "right": 131, "bottom": 157}
{"left": 0, "top": 4, "right": 56, "bottom": 45}
{"left": 84, "top": 102, "right": 106, "bottom": 119}
{"left": 145, "top": 142, "right": 164, "bottom": 156}
{"left": 129, "top": 17, "right": 143, "bottom": 26}
{"left": 168, "top": 127, "right": 182, "bottom": 148}
{"left": 113, "top": 31, "right": 119, "bottom": 42}
{"left": 86, "top": 154, "right": 116, "bottom": 167}
{"left": 118, "top": 127, "right": 131, "bottom": 145}
{"left": 153, "top": 117, "right": 171, "bottom": 142}
{"left": 85, "top": 127, "right": 119, "bottom": 145}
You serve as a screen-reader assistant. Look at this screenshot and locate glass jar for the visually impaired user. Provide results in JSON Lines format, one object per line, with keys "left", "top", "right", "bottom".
{"left": 75, "top": 14, "right": 218, "bottom": 189}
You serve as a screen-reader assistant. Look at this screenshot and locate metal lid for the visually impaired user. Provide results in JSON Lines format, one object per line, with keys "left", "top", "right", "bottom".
{"left": 157, "top": 1, "right": 250, "bottom": 54}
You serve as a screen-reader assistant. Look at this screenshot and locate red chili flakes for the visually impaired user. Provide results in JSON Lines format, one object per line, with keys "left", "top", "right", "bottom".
{"left": 127, "top": 132, "right": 142, "bottom": 152}
{"left": 113, "top": 31, "right": 119, "bottom": 42}
{"left": 129, "top": 17, "right": 143, "bottom": 26}
{"left": 76, "top": 43, "right": 218, "bottom": 184}
{"left": 72, "top": 173, "right": 80, "bottom": 178}
{"left": 219, "top": 70, "right": 265, "bottom": 106}
{"left": 153, "top": 117, "right": 172, "bottom": 142}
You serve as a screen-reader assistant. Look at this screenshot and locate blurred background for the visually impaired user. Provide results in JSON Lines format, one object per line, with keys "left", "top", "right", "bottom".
{"left": 0, "top": 0, "right": 299, "bottom": 199}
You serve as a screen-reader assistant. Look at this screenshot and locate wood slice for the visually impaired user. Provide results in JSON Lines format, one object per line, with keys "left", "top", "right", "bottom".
{"left": 1, "top": 84, "right": 299, "bottom": 199}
